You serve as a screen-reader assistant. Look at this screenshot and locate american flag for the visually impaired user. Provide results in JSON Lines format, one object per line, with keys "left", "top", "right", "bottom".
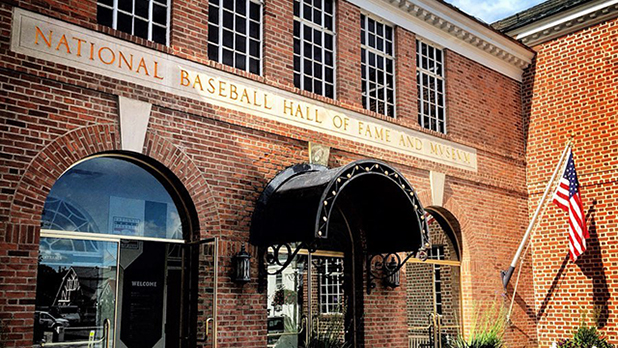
{"left": 552, "top": 150, "right": 589, "bottom": 261}
{"left": 424, "top": 211, "right": 436, "bottom": 225}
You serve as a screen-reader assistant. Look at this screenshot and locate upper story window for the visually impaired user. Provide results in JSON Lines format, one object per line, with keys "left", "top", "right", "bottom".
{"left": 208, "top": 0, "right": 262, "bottom": 75}
{"left": 416, "top": 40, "right": 446, "bottom": 133}
{"left": 97, "top": 0, "right": 170, "bottom": 45}
{"left": 361, "top": 15, "right": 395, "bottom": 117}
{"left": 293, "top": 0, "right": 335, "bottom": 98}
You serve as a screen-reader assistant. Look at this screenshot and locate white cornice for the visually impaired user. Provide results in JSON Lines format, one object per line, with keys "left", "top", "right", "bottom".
{"left": 348, "top": 0, "right": 535, "bottom": 81}
{"left": 506, "top": 0, "right": 618, "bottom": 46}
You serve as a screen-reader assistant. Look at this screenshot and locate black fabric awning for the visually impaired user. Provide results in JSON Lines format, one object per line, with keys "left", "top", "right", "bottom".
{"left": 250, "top": 160, "right": 429, "bottom": 254}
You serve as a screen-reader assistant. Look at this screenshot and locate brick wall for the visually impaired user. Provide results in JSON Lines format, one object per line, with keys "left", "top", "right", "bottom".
{"left": 335, "top": 0, "right": 362, "bottom": 109}
{"left": 394, "top": 26, "right": 418, "bottom": 129}
{"left": 263, "top": 0, "right": 294, "bottom": 87}
{"left": 525, "top": 17, "right": 618, "bottom": 347}
{"left": 0, "top": 0, "right": 535, "bottom": 347}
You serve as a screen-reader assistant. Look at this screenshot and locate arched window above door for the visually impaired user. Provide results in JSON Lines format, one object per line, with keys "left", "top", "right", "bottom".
{"left": 41, "top": 156, "right": 184, "bottom": 241}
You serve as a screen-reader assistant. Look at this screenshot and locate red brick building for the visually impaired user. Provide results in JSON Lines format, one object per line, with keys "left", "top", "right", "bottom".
{"left": 495, "top": 0, "right": 618, "bottom": 346}
{"left": 0, "top": 0, "right": 540, "bottom": 347}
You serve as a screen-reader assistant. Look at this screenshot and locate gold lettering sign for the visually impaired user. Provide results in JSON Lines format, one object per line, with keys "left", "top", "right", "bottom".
{"left": 33, "top": 24, "right": 163, "bottom": 80}
{"left": 11, "top": 8, "right": 477, "bottom": 171}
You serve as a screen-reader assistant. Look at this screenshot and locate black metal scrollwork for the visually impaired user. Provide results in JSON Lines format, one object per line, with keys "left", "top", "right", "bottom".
{"left": 258, "top": 240, "right": 323, "bottom": 292}
{"left": 262, "top": 242, "right": 306, "bottom": 276}
{"left": 366, "top": 248, "right": 428, "bottom": 294}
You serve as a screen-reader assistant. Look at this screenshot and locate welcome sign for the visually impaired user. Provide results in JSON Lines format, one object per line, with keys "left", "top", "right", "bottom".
{"left": 11, "top": 8, "right": 478, "bottom": 171}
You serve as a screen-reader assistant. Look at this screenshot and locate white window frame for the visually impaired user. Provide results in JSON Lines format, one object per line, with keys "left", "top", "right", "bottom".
{"left": 97, "top": 0, "right": 171, "bottom": 45}
{"left": 318, "top": 257, "right": 344, "bottom": 314}
{"left": 416, "top": 39, "right": 446, "bottom": 133}
{"left": 361, "top": 13, "right": 396, "bottom": 118}
{"left": 430, "top": 245, "right": 444, "bottom": 315}
{"left": 293, "top": 0, "right": 337, "bottom": 99}
{"left": 207, "top": 0, "right": 263, "bottom": 75}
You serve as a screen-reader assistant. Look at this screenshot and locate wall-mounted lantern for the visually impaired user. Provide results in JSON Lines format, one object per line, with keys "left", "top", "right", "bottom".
{"left": 234, "top": 244, "right": 251, "bottom": 283}
{"left": 367, "top": 252, "right": 410, "bottom": 293}
{"left": 384, "top": 257, "right": 401, "bottom": 288}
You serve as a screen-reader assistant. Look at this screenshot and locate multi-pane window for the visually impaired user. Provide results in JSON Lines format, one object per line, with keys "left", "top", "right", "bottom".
{"left": 293, "top": 0, "right": 335, "bottom": 98}
{"left": 430, "top": 246, "right": 444, "bottom": 315}
{"left": 208, "top": 0, "right": 262, "bottom": 75}
{"left": 361, "top": 15, "right": 395, "bottom": 117}
{"left": 318, "top": 257, "right": 344, "bottom": 314}
{"left": 97, "top": 0, "right": 170, "bottom": 45}
{"left": 417, "top": 40, "right": 446, "bottom": 133}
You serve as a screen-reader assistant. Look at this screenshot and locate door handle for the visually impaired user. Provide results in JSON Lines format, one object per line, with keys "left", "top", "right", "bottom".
{"left": 206, "top": 317, "right": 213, "bottom": 338}
{"left": 197, "top": 317, "right": 214, "bottom": 342}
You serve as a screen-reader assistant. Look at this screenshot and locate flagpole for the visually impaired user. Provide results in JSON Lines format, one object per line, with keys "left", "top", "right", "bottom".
{"left": 501, "top": 140, "right": 572, "bottom": 289}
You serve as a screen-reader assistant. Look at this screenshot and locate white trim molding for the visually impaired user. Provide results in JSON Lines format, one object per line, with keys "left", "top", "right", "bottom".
{"left": 506, "top": 0, "right": 618, "bottom": 46}
{"left": 348, "top": 0, "right": 535, "bottom": 81}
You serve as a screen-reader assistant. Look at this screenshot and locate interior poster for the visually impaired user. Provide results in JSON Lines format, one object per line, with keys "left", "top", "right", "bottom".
{"left": 109, "top": 196, "right": 144, "bottom": 237}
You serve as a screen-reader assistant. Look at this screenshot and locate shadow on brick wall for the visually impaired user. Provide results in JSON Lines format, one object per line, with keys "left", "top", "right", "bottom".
{"left": 575, "top": 202, "right": 609, "bottom": 328}
{"left": 535, "top": 200, "right": 608, "bottom": 328}
{"left": 536, "top": 254, "right": 569, "bottom": 322}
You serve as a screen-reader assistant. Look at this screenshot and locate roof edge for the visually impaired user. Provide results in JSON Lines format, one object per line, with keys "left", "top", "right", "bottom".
{"left": 504, "top": 0, "right": 618, "bottom": 46}
{"left": 350, "top": 0, "right": 535, "bottom": 81}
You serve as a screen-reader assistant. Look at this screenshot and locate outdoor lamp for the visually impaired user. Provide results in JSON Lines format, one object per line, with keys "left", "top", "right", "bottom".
{"left": 384, "top": 257, "right": 400, "bottom": 288}
{"left": 234, "top": 244, "right": 251, "bottom": 283}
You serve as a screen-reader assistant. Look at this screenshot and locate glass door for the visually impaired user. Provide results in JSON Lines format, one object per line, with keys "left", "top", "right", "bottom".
{"left": 35, "top": 237, "right": 118, "bottom": 347}
{"left": 307, "top": 252, "right": 349, "bottom": 347}
{"left": 265, "top": 247, "right": 353, "bottom": 348}
{"left": 266, "top": 249, "right": 305, "bottom": 348}
{"left": 116, "top": 240, "right": 185, "bottom": 348}
{"left": 35, "top": 235, "right": 211, "bottom": 348}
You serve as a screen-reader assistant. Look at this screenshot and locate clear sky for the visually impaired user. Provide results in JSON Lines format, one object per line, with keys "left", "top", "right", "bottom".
{"left": 443, "top": 0, "right": 547, "bottom": 24}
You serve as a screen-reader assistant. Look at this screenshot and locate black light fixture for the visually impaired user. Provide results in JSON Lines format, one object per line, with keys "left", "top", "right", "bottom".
{"left": 384, "top": 257, "right": 400, "bottom": 288}
{"left": 234, "top": 244, "right": 251, "bottom": 283}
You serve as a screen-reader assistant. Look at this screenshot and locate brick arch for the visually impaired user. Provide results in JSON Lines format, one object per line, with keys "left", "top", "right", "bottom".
{"left": 415, "top": 190, "right": 468, "bottom": 257}
{"left": 440, "top": 196, "right": 472, "bottom": 260}
{"left": 8, "top": 123, "right": 221, "bottom": 239}
{"left": 440, "top": 196, "right": 475, "bottom": 336}
{"left": 424, "top": 206, "right": 463, "bottom": 260}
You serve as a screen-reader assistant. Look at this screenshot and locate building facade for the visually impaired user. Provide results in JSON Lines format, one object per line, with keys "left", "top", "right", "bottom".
{"left": 495, "top": 0, "right": 618, "bottom": 345}
{"left": 0, "top": 0, "right": 537, "bottom": 347}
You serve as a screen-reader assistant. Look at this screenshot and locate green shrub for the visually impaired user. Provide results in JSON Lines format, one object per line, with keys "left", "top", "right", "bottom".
{"left": 453, "top": 302, "right": 507, "bottom": 348}
{"left": 558, "top": 321, "right": 614, "bottom": 348}
{"left": 307, "top": 315, "right": 351, "bottom": 348}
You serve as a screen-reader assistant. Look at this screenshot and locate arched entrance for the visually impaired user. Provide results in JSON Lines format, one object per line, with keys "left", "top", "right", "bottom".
{"left": 406, "top": 207, "right": 462, "bottom": 348}
{"left": 32, "top": 154, "right": 215, "bottom": 348}
{"left": 251, "top": 160, "right": 431, "bottom": 348}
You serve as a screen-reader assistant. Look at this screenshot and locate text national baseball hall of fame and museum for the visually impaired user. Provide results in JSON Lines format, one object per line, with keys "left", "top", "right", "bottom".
{"left": 11, "top": 8, "right": 477, "bottom": 171}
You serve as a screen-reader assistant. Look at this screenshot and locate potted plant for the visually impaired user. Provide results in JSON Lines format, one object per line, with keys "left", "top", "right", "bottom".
{"left": 555, "top": 321, "right": 614, "bottom": 348}
{"left": 453, "top": 302, "right": 508, "bottom": 348}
